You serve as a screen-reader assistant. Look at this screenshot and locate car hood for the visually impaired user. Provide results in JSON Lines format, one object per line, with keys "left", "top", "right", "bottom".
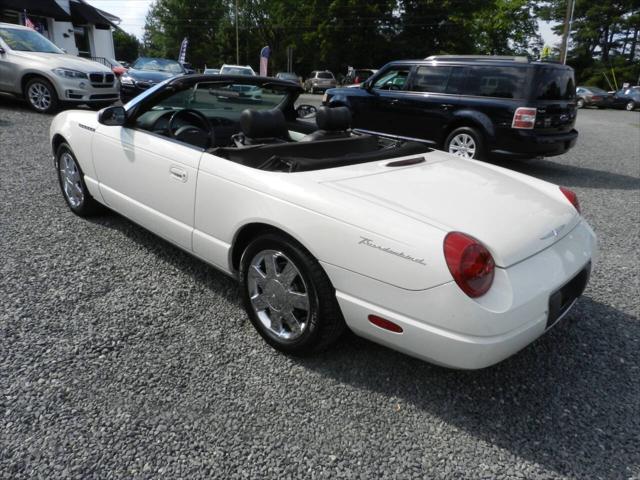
{"left": 125, "top": 69, "right": 177, "bottom": 82}
{"left": 323, "top": 155, "right": 580, "bottom": 268}
{"left": 9, "top": 51, "right": 112, "bottom": 73}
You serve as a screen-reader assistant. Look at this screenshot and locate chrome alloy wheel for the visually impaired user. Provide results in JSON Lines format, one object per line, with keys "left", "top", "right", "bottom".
{"left": 448, "top": 133, "right": 477, "bottom": 159}
{"left": 626, "top": 101, "right": 636, "bottom": 111}
{"left": 28, "top": 82, "right": 52, "bottom": 111}
{"left": 59, "top": 152, "right": 84, "bottom": 208}
{"left": 247, "top": 249, "right": 310, "bottom": 341}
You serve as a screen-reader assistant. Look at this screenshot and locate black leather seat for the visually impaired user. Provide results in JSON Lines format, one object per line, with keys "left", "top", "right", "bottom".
{"left": 300, "top": 106, "right": 352, "bottom": 142}
{"left": 238, "top": 108, "right": 291, "bottom": 145}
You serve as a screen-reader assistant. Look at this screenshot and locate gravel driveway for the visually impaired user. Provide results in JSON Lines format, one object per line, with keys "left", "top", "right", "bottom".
{"left": 1, "top": 96, "right": 639, "bottom": 479}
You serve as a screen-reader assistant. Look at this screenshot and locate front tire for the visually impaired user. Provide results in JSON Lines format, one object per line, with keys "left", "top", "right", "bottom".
{"left": 576, "top": 98, "right": 585, "bottom": 109}
{"left": 25, "top": 77, "right": 59, "bottom": 114}
{"left": 444, "top": 126, "right": 485, "bottom": 160}
{"left": 239, "top": 233, "right": 345, "bottom": 355}
{"left": 56, "top": 143, "right": 103, "bottom": 216}
{"left": 626, "top": 101, "right": 636, "bottom": 111}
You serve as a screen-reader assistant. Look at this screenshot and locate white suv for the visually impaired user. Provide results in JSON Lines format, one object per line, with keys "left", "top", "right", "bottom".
{"left": 0, "top": 23, "right": 120, "bottom": 113}
{"left": 219, "top": 64, "right": 256, "bottom": 76}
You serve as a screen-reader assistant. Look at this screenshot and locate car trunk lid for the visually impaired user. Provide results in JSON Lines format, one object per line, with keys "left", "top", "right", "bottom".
{"left": 324, "top": 155, "right": 580, "bottom": 268}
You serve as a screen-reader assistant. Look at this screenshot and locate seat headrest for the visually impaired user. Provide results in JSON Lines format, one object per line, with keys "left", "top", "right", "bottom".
{"left": 240, "top": 108, "right": 288, "bottom": 139}
{"left": 316, "top": 106, "right": 351, "bottom": 131}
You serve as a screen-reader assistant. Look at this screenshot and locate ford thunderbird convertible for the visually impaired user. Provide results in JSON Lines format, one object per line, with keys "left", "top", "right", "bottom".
{"left": 49, "top": 75, "right": 597, "bottom": 369}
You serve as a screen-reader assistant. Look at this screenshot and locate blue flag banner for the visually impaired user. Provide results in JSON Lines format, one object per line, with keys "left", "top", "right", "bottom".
{"left": 260, "top": 46, "right": 270, "bottom": 77}
{"left": 178, "top": 37, "right": 188, "bottom": 64}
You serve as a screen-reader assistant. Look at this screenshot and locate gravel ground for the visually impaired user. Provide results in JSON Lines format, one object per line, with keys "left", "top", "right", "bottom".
{"left": 1, "top": 95, "right": 639, "bottom": 479}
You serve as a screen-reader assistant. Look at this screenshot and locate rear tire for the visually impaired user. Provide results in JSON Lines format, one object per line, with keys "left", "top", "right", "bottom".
{"left": 239, "top": 232, "right": 346, "bottom": 355}
{"left": 56, "top": 143, "right": 104, "bottom": 217}
{"left": 444, "top": 126, "right": 485, "bottom": 160}
{"left": 25, "top": 77, "right": 59, "bottom": 114}
{"left": 626, "top": 101, "right": 636, "bottom": 111}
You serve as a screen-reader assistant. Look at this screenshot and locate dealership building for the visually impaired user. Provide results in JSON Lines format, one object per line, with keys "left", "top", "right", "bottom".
{"left": 0, "top": 0, "right": 120, "bottom": 60}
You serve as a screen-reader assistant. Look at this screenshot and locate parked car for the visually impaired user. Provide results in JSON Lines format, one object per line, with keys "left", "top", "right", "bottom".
{"left": 203, "top": 68, "right": 220, "bottom": 75}
{"left": 119, "top": 57, "right": 186, "bottom": 102}
{"left": 49, "top": 73, "right": 596, "bottom": 369}
{"left": 219, "top": 64, "right": 256, "bottom": 76}
{"left": 612, "top": 86, "right": 640, "bottom": 111}
{"left": 576, "top": 86, "right": 613, "bottom": 108}
{"left": 0, "top": 22, "right": 119, "bottom": 113}
{"left": 324, "top": 55, "right": 579, "bottom": 160}
{"left": 344, "top": 68, "right": 377, "bottom": 86}
{"left": 117, "top": 60, "right": 130, "bottom": 69}
{"left": 304, "top": 70, "right": 336, "bottom": 93}
{"left": 275, "top": 71, "right": 302, "bottom": 86}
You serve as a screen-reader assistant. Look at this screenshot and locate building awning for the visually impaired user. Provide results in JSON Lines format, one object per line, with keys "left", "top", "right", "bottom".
{"left": 70, "top": 0, "right": 115, "bottom": 29}
{"left": 0, "top": 0, "right": 71, "bottom": 21}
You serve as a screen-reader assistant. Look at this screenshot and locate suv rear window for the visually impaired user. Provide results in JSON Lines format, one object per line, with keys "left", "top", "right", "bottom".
{"left": 534, "top": 68, "right": 575, "bottom": 100}
{"left": 317, "top": 72, "right": 333, "bottom": 79}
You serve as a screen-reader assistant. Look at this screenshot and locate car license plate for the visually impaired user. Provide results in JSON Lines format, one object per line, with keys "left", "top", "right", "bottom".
{"left": 546, "top": 262, "right": 591, "bottom": 329}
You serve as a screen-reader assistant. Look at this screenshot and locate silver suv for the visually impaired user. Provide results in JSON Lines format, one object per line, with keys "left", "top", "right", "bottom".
{"left": 304, "top": 71, "right": 337, "bottom": 94}
{"left": 0, "top": 23, "right": 120, "bottom": 113}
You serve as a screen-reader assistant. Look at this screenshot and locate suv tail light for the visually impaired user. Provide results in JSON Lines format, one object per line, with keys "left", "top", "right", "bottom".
{"left": 443, "top": 232, "right": 495, "bottom": 298}
{"left": 512, "top": 107, "right": 537, "bottom": 129}
{"left": 560, "top": 186, "right": 580, "bottom": 213}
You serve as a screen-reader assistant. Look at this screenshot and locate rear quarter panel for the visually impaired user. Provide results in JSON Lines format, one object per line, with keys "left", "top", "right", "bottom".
{"left": 193, "top": 153, "right": 452, "bottom": 290}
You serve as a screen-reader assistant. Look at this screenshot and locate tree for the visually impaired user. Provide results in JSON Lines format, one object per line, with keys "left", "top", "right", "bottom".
{"left": 142, "top": 0, "right": 228, "bottom": 68}
{"left": 113, "top": 29, "right": 140, "bottom": 62}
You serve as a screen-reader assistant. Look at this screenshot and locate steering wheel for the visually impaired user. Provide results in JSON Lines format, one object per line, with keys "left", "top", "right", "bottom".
{"left": 168, "top": 109, "right": 215, "bottom": 149}
{"left": 387, "top": 83, "right": 401, "bottom": 90}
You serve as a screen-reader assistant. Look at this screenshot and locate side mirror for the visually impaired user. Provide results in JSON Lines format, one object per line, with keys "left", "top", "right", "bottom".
{"left": 296, "top": 104, "right": 317, "bottom": 118}
{"left": 98, "top": 106, "right": 126, "bottom": 126}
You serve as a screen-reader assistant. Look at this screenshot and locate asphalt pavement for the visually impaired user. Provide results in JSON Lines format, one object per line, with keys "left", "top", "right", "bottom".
{"left": 1, "top": 95, "right": 639, "bottom": 479}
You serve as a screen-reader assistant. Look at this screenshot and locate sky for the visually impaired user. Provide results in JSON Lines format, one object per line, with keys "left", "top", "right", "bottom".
{"left": 86, "top": 0, "right": 562, "bottom": 47}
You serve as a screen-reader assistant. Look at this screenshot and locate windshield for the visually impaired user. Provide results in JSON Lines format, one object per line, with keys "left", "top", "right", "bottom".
{"left": 132, "top": 58, "right": 184, "bottom": 73}
{"left": 220, "top": 66, "right": 254, "bottom": 76}
{"left": 585, "top": 86, "right": 608, "bottom": 94}
{"left": 277, "top": 73, "right": 297, "bottom": 80}
{"left": 0, "top": 27, "right": 63, "bottom": 53}
{"left": 535, "top": 68, "right": 575, "bottom": 100}
{"left": 149, "top": 81, "right": 291, "bottom": 118}
{"left": 317, "top": 72, "right": 333, "bottom": 79}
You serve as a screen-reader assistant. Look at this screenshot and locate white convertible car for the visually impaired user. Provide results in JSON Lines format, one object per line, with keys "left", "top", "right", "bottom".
{"left": 50, "top": 75, "right": 597, "bottom": 369}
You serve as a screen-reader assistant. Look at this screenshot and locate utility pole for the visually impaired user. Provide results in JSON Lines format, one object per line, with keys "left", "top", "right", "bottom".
{"left": 235, "top": 0, "right": 239, "bottom": 64}
{"left": 559, "top": 0, "right": 575, "bottom": 64}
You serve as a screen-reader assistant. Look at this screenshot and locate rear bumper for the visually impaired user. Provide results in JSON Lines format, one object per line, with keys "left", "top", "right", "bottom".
{"left": 324, "top": 219, "right": 597, "bottom": 369}
{"left": 491, "top": 128, "right": 578, "bottom": 159}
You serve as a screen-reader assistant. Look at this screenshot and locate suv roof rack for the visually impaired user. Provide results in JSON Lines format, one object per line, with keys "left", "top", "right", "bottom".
{"left": 424, "top": 55, "right": 530, "bottom": 63}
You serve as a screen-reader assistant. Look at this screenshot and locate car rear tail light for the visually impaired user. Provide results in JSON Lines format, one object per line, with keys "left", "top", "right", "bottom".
{"left": 560, "top": 186, "right": 580, "bottom": 213}
{"left": 443, "top": 232, "right": 495, "bottom": 298}
{"left": 512, "top": 107, "right": 537, "bottom": 129}
{"left": 368, "top": 315, "right": 403, "bottom": 333}
{"left": 592, "top": 96, "right": 602, "bottom": 100}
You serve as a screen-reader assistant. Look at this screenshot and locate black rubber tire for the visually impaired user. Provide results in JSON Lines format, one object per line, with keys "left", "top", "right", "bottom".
{"left": 55, "top": 143, "right": 104, "bottom": 217}
{"left": 626, "top": 101, "right": 636, "bottom": 111}
{"left": 444, "top": 126, "right": 486, "bottom": 160}
{"left": 239, "top": 232, "right": 346, "bottom": 355}
{"left": 576, "top": 98, "right": 585, "bottom": 109}
{"left": 24, "top": 77, "right": 59, "bottom": 114}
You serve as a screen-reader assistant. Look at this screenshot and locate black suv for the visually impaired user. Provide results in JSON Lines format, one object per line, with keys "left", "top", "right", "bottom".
{"left": 324, "top": 56, "right": 578, "bottom": 160}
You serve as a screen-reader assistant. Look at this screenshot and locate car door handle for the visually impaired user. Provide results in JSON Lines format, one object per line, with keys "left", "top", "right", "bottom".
{"left": 169, "top": 166, "right": 187, "bottom": 182}
{"left": 441, "top": 104, "right": 455, "bottom": 110}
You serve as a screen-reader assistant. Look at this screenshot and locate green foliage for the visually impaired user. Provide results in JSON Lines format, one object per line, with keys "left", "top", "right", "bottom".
{"left": 113, "top": 29, "right": 140, "bottom": 62}
{"left": 138, "top": 0, "right": 636, "bottom": 82}
{"left": 538, "top": 0, "right": 640, "bottom": 86}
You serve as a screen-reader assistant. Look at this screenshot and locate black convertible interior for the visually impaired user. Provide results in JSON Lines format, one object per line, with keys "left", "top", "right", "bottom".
{"left": 136, "top": 104, "right": 430, "bottom": 172}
